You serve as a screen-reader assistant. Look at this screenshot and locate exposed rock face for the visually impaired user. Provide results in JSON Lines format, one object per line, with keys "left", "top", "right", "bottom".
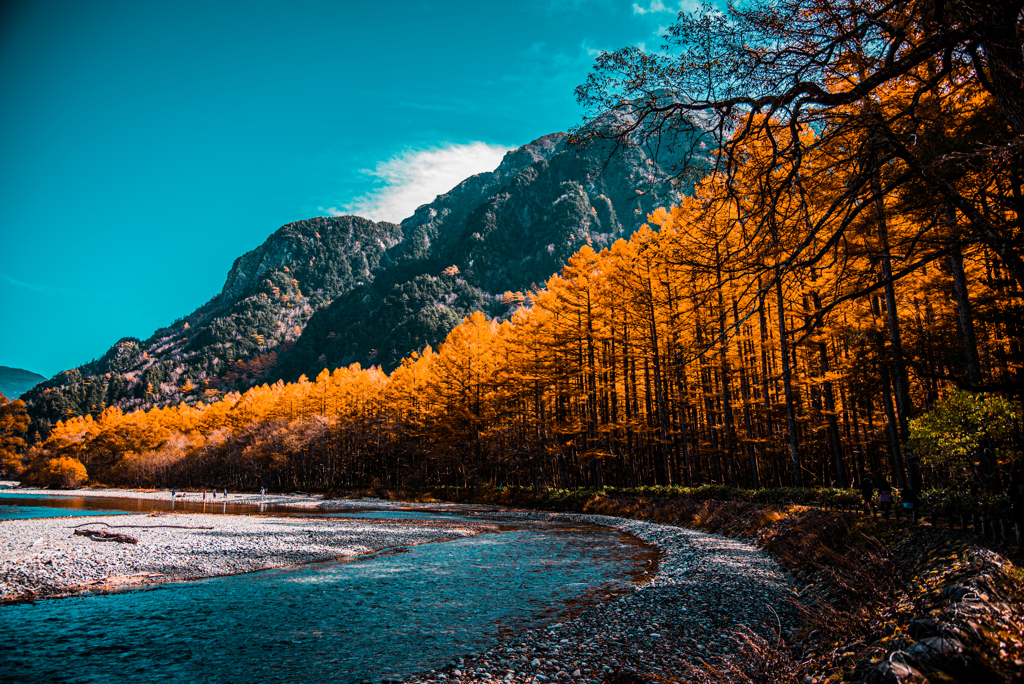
{"left": 393, "top": 133, "right": 569, "bottom": 267}
{"left": 274, "top": 132, "right": 694, "bottom": 378}
{"left": 218, "top": 215, "right": 401, "bottom": 302}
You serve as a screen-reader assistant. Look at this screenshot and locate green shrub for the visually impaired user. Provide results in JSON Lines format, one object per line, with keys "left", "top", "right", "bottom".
{"left": 910, "top": 390, "right": 1021, "bottom": 487}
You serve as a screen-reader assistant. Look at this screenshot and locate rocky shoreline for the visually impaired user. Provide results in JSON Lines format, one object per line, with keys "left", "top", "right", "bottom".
{"left": 387, "top": 510, "right": 799, "bottom": 684}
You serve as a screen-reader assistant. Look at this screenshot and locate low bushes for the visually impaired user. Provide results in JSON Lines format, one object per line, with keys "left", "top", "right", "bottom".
{"left": 44, "top": 457, "right": 87, "bottom": 488}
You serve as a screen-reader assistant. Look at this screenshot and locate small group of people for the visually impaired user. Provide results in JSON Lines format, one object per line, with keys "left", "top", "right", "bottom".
{"left": 169, "top": 489, "right": 228, "bottom": 499}
{"left": 859, "top": 477, "right": 887, "bottom": 516}
{"left": 859, "top": 476, "right": 922, "bottom": 519}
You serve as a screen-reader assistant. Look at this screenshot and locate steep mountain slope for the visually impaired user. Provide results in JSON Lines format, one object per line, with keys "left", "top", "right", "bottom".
{"left": 22, "top": 216, "right": 401, "bottom": 433}
{"left": 274, "top": 132, "right": 692, "bottom": 377}
{"left": 0, "top": 367, "right": 47, "bottom": 399}
{"left": 22, "top": 126, "right": 699, "bottom": 434}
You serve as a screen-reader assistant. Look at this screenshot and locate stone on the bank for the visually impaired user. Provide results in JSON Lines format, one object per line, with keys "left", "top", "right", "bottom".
{"left": 907, "top": 618, "right": 944, "bottom": 640}
{"left": 864, "top": 660, "right": 920, "bottom": 683}
{"left": 906, "top": 636, "right": 963, "bottom": 661}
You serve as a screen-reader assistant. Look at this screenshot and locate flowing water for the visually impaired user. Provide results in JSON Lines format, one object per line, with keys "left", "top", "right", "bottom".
{"left": 0, "top": 496, "right": 131, "bottom": 520}
{"left": 0, "top": 498, "right": 655, "bottom": 683}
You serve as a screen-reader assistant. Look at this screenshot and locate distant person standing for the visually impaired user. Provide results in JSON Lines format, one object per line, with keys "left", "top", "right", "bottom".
{"left": 878, "top": 478, "right": 893, "bottom": 519}
{"left": 860, "top": 477, "right": 875, "bottom": 516}
{"left": 1008, "top": 473, "right": 1024, "bottom": 542}
{"left": 901, "top": 486, "right": 921, "bottom": 521}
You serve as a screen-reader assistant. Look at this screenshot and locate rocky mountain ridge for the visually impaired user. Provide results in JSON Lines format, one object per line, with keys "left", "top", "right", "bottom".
{"left": 22, "top": 215, "right": 400, "bottom": 433}
{"left": 22, "top": 129, "right": 698, "bottom": 434}
{"left": 273, "top": 131, "right": 691, "bottom": 377}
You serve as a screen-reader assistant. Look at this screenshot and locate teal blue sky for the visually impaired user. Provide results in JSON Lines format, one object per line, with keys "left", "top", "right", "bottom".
{"left": 0, "top": 0, "right": 695, "bottom": 378}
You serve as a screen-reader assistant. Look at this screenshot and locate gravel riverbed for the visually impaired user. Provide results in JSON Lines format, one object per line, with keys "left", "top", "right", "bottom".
{"left": 0, "top": 512, "right": 488, "bottom": 602}
{"left": 381, "top": 509, "right": 799, "bottom": 684}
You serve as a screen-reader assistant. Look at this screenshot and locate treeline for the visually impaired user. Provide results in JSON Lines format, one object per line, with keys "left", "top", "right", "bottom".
{"left": 13, "top": 182, "right": 1021, "bottom": 493}
{"left": 12, "top": 0, "right": 1024, "bottom": 494}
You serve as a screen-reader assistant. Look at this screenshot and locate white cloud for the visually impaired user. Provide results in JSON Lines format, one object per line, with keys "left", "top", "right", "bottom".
{"left": 324, "top": 142, "right": 513, "bottom": 223}
{"left": 632, "top": 0, "right": 669, "bottom": 13}
{"left": 632, "top": 0, "right": 698, "bottom": 14}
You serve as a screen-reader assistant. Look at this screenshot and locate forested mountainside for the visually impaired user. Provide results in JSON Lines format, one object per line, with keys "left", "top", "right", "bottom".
{"left": 272, "top": 132, "right": 690, "bottom": 377}
{"left": 0, "top": 367, "right": 47, "bottom": 399}
{"left": 21, "top": 216, "right": 401, "bottom": 435}
{"left": 21, "top": 129, "right": 692, "bottom": 435}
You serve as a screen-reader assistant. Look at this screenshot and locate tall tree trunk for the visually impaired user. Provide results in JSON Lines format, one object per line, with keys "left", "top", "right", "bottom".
{"left": 733, "top": 298, "right": 760, "bottom": 488}
{"left": 811, "top": 292, "right": 846, "bottom": 487}
{"left": 716, "top": 254, "right": 739, "bottom": 487}
{"left": 949, "top": 243, "right": 982, "bottom": 387}
{"left": 645, "top": 267, "right": 672, "bottom": 485}
{"left": 776, "top": 272, "right": 802, "bottom": 486}
{"left": 873, "top": 171, "right": 920, "bottom": 492}
{"left": 665, "top": 281, "right": 693, "bottom": 486}
{"left": 879, "top": 362, "right": 909, "bottom": 490}
{"left": 757, "top": 284, "right": 777, "bottom": 484}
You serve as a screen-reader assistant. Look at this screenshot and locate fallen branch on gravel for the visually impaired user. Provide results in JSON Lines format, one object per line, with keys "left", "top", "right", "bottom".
{"left": 73, "top": 529, "right": 138, "bottom": 544}
{"left": 68, "top": 521, "right": 213, "bottom": 530}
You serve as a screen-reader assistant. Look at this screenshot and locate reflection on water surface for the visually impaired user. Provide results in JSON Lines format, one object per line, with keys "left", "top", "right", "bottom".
{"left": 0, "top": 492, "right": 464, "bottom": 520}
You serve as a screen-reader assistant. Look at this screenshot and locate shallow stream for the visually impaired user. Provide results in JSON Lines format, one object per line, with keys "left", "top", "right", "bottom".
{"left": 0, "top": 496, "right": 655, "bottom": 683}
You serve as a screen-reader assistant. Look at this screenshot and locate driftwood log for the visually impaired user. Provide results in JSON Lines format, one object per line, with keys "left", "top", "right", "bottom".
{"left": 69, "top": 521, "right": 213, "bottom": 530}
{"left": 73, "top": 529, "right": 138, "bottom": 544}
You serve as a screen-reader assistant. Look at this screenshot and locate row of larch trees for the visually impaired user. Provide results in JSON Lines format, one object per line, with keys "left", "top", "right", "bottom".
{"left": 18, "top": 153, "right": 1019, "bottom": 493}
{"left": 16, "top": 0, "right": 1023, "bottom": 494}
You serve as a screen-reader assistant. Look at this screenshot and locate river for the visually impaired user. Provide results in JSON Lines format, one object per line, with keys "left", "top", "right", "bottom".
{"left": 0, "top": 494, "right": 655, "bottom": 683}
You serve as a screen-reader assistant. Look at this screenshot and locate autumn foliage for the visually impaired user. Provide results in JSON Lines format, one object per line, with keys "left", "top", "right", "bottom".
{"left": 19, "top": 168, "right": 1021, "bottom": 492}
{"left": 0, "top": 393, "right": 29, "bottom": 477}
{"left": 18, "top": 1, "right": 1024, "bottom": 495}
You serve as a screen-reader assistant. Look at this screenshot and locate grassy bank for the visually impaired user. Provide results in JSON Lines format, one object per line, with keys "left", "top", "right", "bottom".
{"left": 345, "top": 486, "right": 1024, "bottom": 683}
